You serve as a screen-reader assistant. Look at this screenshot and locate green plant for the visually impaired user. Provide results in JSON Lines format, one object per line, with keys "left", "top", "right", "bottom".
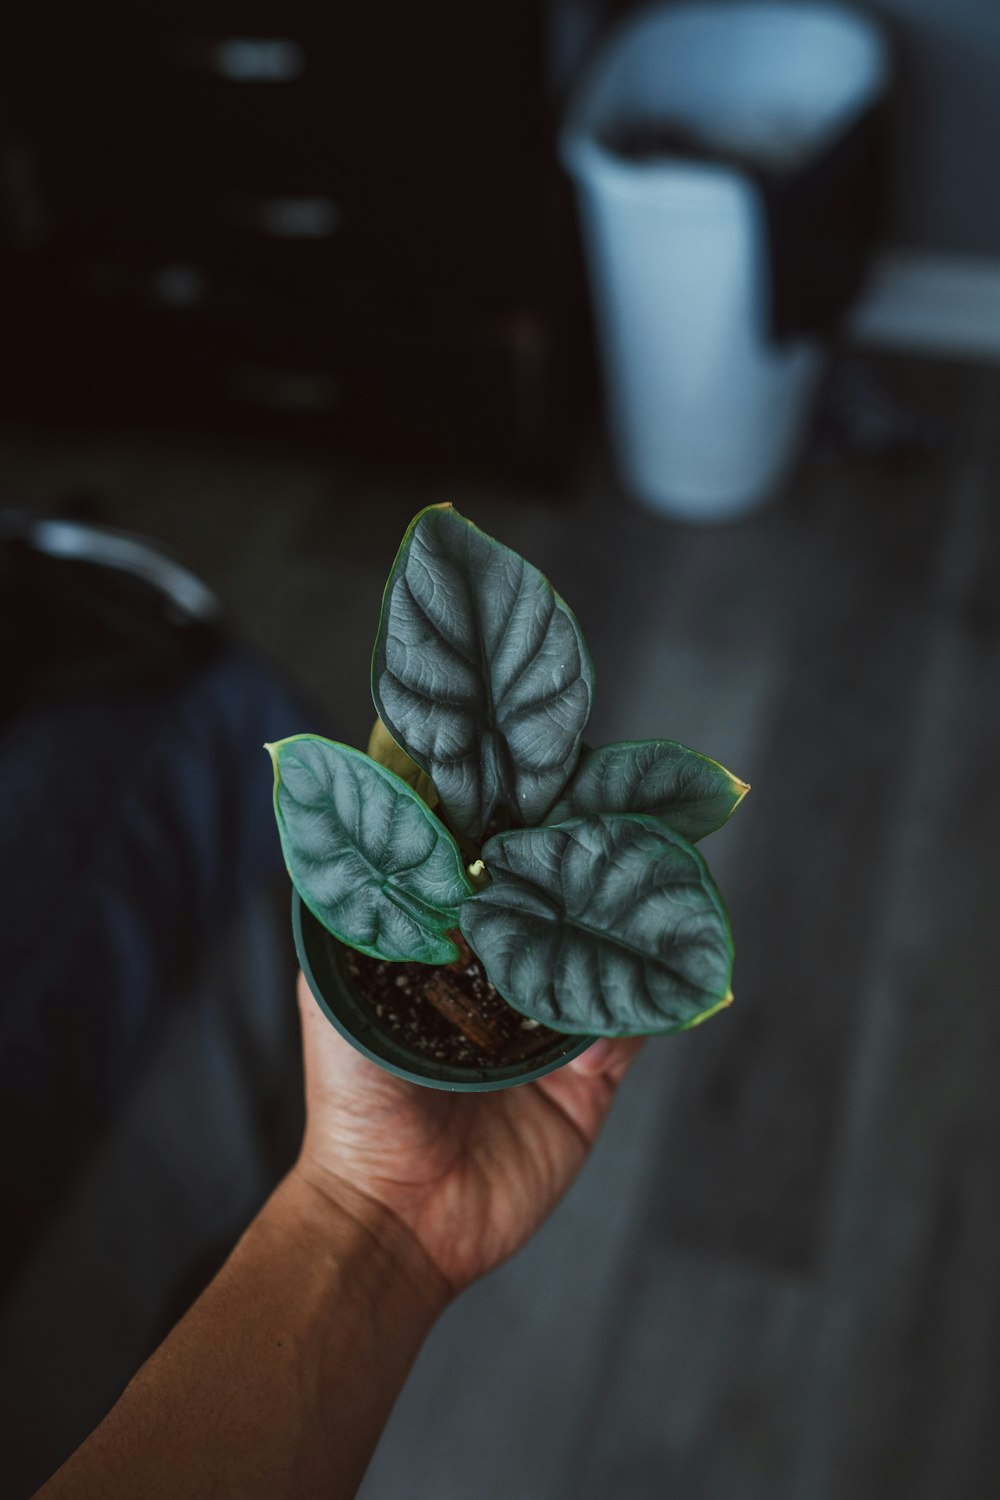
{"left": 267, "top": 505, "right": 748, "bottom": 1037}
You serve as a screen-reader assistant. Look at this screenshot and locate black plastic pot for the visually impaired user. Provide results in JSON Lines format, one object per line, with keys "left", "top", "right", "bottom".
{"left": 293, "top": 892, "right": 593, "bottom": 1092}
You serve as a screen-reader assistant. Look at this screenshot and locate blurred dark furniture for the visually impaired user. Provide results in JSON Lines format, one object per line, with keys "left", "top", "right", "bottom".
{"left": 1, "top": 3, "right": 591, "bottom": 481}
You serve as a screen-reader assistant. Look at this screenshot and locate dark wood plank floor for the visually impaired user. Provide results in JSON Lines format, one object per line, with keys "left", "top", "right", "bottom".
{"left": 1, "top": 353, "right": 997, "bottom": 1498}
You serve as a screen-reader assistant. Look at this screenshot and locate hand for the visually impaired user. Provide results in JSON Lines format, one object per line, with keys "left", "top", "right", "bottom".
{"left": 293, "top": 971, "right": 642, "bottom": 1300}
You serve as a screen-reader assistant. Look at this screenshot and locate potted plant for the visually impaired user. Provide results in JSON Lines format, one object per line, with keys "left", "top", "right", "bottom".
{"left": 267, "top": 504, "right": 748, "bottom": 1091}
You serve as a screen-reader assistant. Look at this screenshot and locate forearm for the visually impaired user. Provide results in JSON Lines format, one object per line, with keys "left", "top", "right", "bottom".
{"left": 36, "top": 1170, "right": 449, "bottom": 1500}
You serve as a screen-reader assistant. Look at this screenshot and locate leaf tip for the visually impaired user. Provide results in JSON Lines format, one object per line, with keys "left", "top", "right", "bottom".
{"left": 263, "top": 741, "right": 282, "bottom": 792}
{"left": 418, "top": 500, "right": 459, "bottom": 528}
{"left": 680, "top": 989, "right": 734, "bottom": 1031}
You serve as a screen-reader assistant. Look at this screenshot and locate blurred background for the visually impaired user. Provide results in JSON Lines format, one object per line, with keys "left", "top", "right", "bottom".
{"left": 2, "top": 1, "right": 999, "bottom": 1496}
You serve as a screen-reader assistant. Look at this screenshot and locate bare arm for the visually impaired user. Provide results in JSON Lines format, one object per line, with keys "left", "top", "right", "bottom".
{"left": 36, "top": 1171, "right": 447, "bottom": 1500}
{"left": 36, "top": 976, "right": 640, "bottom": 1499}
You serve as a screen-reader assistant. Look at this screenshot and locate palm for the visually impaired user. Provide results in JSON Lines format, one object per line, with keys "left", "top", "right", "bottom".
{"left": 297, "top": 974, "right": 639, "bottom": 1293}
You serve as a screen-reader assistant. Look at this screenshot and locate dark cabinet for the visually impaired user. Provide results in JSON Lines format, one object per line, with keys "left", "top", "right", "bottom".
{"left": 1, "top": 3, "right": 590, "bottom": 479}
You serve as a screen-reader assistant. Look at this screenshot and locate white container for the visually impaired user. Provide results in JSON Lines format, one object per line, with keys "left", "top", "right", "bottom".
{"left": 560, "top": 2, "right": 889, "bottom": 520}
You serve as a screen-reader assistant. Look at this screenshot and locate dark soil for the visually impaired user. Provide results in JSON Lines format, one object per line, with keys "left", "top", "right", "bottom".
{"left": 345, "top": 934, "right": 565, "bottom": 1068}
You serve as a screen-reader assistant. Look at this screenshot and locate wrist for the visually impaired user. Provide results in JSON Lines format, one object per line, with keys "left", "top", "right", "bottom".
{"left": 281, "top": 1162, "right": 452, "bottom": 1318}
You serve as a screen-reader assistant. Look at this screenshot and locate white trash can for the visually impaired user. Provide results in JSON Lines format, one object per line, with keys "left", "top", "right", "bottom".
{"left": 560, "top": 2, "right": 889, "bottom": 521}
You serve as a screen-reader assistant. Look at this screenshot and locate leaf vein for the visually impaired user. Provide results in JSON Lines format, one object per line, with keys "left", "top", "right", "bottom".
{"left": 499, "top": 674, "right": 580, "bottom": 725}
{"left": 384, "top": 670, "right": 474, "bottom": 711}
{"left": 404, "top": 565, "right": 480, "bottom": 671}
{"left": 495, "top": 885, "right": 714, "bottom": 997}
{"left": 495, "top": 593, "right": 557, "bottom": 710}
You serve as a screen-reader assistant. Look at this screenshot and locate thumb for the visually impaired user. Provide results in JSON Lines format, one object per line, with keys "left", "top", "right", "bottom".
{"left": 569, "top": 1036, "right": 644, "bottom": 1082}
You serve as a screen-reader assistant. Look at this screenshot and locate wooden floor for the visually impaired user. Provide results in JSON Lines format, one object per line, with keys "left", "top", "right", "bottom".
{"left": 2, "top": 353, "right": 998, "bottom": 1497}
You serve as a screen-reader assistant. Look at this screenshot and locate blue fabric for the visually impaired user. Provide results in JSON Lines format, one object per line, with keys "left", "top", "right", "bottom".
{"left": 0, "top": 642, "right": 310, "bottom": 1283}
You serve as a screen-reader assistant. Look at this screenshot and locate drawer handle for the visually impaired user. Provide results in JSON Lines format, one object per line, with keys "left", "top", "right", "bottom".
{"left": 172, "top": 36, "right": 306, "bottom": 82}
{"left": 233, "top": 197, "right": 343, "bottom": 239}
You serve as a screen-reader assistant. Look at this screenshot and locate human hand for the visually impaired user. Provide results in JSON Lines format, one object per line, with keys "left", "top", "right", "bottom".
{"left": 292, "top": 971, "right": 642, "bottom": 1300}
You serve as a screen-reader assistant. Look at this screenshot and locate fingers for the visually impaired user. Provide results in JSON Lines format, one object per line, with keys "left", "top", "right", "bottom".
{"left": 297, "top": 969, "right": 374, "bottom": 1084}
{"left": 569, "top": 1036, "right": 645, "bottom": 1082}
{"left": 297, "top": 967, "right": 318, "bottom": 1018}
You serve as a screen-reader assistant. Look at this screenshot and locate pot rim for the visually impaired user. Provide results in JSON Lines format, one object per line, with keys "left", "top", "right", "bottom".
{"left": 292, "top": 890, "right": 594, "bottom": 1092}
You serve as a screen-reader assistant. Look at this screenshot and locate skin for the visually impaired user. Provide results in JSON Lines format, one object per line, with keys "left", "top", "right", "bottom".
{"left": 35, "top": 975, "right": 642, "bottom": 1500}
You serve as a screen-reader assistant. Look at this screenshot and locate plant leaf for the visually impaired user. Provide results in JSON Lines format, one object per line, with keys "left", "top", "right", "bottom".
{"left": 367, "top": 716, "right": 439, "bottom": 809}
{"left": 371, "top": 504, "right": 595, "bottom": 841}
{"left": 545, "top": 739, "right": 748, "bottom": 842}
{"left": 460, "top": 814, "right": 733, "bottom": 1035}
{"left": 267, "top": 734, "right": 472, "bottom": 963}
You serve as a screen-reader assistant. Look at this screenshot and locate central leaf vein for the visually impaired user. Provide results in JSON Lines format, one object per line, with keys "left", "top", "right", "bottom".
{"left": 498, "top": 885, "right": 713, "bottom": 995}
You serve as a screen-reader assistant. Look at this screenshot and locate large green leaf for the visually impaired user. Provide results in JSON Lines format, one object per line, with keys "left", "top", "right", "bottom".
{"left": 460, "top": 815, "right": 733, "bottom": 1035}
{"left": 544, "top": 739, "right": 748, "bottom": 842}
{"left": 266, "top": 734, "right": 473, "bottom": 963}
{"left": 371, "top": 504, "right": 595, "bottom": 842}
